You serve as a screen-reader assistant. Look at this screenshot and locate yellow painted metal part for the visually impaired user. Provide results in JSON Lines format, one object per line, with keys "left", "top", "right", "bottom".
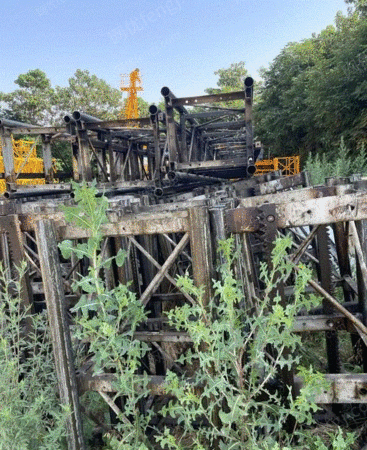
{"left": 120, "top": 69, "right": 143, "bottom": 120}
{"left": 0, "top": 138, "right": 56, "bottom": 192}
{"left": 255, "top": 156, "right": 300, "bottom": 176}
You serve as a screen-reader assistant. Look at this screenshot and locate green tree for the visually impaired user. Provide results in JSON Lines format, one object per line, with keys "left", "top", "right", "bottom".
{"left": 55, "top": 69, "right": 122, "bottom": 121}
{"left": 345, "top": 0, "right": 367, "bottom": 15}
{"left": 0, "top": 69, "right": 54, "bottom": 125}
{"left": 255, "top": 9, "right": 367, "bottom": 158}
{"left": 205, "top": 61, "right": 249, "bottom": 94}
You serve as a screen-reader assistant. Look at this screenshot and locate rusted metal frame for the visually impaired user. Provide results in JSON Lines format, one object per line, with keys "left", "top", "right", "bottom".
{"left": 101, "top": 237, "right": 116, "bottom": 291}
{"left": 258, "top": 172, "right": 309, "bottom": 195}
{"left": 164, "top": 101, "right": 179, "bottom": 165}
{"left": 3, "top": 125, "right": 65, "bottom": 135}
{"left": 171, "top": 90, "right": 245, "bottom": 107}
{"left": 241, "top": 233, "right": 258, "bottom": 305}
{"left": 127, "top": 234, "right": 195, "bottom": 305}
{"left": 78, "top": 373, "right": 166, "bottom": 396}
{"left": 226, "top": 192, "right": 367, "bottom": 233}
{"left": 80, "top": 370, "right": 367, "bottom": 404}
{"left": 185, "top": 110, "right": 242, "bottom": 120}
{"left": 294, "top": 373, "right": 367, "bottom": 404}
{"left": 0, "top": 216, "right": 34, "bottom": 311}
{"left": 151, "top": 341, "right": 184, "bottom": 374}
{"left": 121, "top": 141, "right": 134, "bottom": 180}
{"left": 41, "top": 135, "right": 54, "bottom": 182}
{"left": 129, "top": 145, "right": 141, "bottom": 181}
{"left": 290, "top": 225, "right": 320, "bottom": 265}
{"left": 177, "top": 158, "right": 248, "bottom": 171}
{"left": 35, "top": 219, "right": 85, "bottom": 450}
{"left": 151, "top": 119, "right": 162, "bottom": 180}
{"left": 316, "top": 226, "right": 341, "bottom": 373}
{"left": 0, "top": 128, "right": 16, "bottom": 189}
{"left": 179, "top": 114, "right": 188, "bottom": 163}
{"left": 350, "top": 221, "right": 367, "bottom": 346}
{"left": 135, "top": 197, "right": 157, "bottom": 293}
{"left": 134, "top": 331, "right": 191, "bottom": 342}
{"left": 138, "top": 232, "right": 190, "bottom": 306}
{"left": 85, "top": 118, "right": 151, "bottom": 129}
{"left": 196, "top": 120, "right": 246, "bottom": 130}
{"left": 162, "top": 233, "right": 192, "bottom": 263}
{"left": 244, "top": 77, "right": 254, "bottom": 173}
{"left": 60, "top": 210, "right": 190, "bottom": 240}
{"left": 189, "top": 207, "right": 214, "bottom": 306}
{"left": 290, "top": 260, "right": 367, "bottom": 346}
{"left": 23, "top": 249, "right": 42, "bottom": 276}
{"left": 188, "top": 125, "right": 196, "bottom": 162}
{"left": 238, "top": 186, "right": 337, "bottom": 209}
{"left": 87, "top": 137, "right": 109, "bottom": 181}
{"left": 75, "top": 127, "right": 93, "bottom": 181}
{"left": 293, "top": 314, "right": 355, "bottom": 333}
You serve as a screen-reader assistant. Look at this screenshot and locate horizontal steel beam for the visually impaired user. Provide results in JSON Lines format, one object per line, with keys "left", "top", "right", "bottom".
{"left": 79, "top": 371, "right": 367, "bottom": 404}
{"left": 295, "top": 374, "right": 367, "bottom": 404}
{"left": 172, "top": 90, "right": 245, "bottom": 107}
{"left": 1, "top": 125, "right": 66, "bottom": 135}
{"left": 185, "top": 110, "right": 243, "bottom": 119}
{"left": 239, "top": 186, "right": 337, "bottom": 208}
{"left": 86, "top": 118, "right": 151, "bottom": 129}
{"left": 226, "top": 192, "right": 367, "bottom": 232}
{"left": 59, "top": 210, "right": 190, "bottom": 239}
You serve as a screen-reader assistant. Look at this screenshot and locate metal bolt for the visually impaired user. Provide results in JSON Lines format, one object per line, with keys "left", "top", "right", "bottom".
{"left": 267, "top": 215, "right": 275, "bottom": 222}
{"left": 326, "top": 320, "right": 334, "bottom": 328}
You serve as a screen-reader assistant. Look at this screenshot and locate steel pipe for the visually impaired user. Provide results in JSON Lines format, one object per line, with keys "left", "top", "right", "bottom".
{"left": 72, "top": 111, "right": 102, "bottom": 123}
{"left": 0, "top": 118, "right": 36, "bottom": 128}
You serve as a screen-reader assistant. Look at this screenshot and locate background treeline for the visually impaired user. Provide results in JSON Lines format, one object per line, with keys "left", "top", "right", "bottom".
{"left": 255, "top": 0, "right": 367, "bottom": 160}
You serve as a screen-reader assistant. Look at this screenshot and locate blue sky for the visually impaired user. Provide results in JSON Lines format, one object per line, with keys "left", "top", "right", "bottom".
{"left": 0, "top": 0, "right": 349, "bottom": 104}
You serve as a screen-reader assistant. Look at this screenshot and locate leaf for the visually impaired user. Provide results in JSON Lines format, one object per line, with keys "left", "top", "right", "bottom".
{"left": 116, "top": 248, "right": 127, "bottom": 267}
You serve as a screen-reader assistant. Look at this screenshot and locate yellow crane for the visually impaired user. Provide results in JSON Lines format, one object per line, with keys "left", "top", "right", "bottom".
{"left": 120, "top": 69, "right": 143, "bottom": 119}
{"left": 0, "top": 138, "right": 56, "bottom": 192}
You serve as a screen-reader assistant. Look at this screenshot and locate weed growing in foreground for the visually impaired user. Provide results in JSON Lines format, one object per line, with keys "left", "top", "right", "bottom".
{"left": 0, "top": 262, "right": 68, "bottom": 450}
{"left": 59, "top": 182, "right": 356, "bottom": 449}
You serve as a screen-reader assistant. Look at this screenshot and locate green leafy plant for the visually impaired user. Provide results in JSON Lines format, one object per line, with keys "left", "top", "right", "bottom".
{"left": 157, "top": 236, "right": 344, "bottom": 450}
{"left": 0, "top": 262, "right": 68, "bottom": 450}
{"left": 59, "top": 183, "right": 356, "bottom": 449}
{"left": 59, "top": 181, "right": 152, "bottom": 449}
{"left": 305, "top": 139, "right": 367, "bottom": 185}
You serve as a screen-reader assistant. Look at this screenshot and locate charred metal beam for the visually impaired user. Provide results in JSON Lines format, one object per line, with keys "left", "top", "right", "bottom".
{"left": 35, "top": 219, "right": 85, "bottom": 450}
{"left": 171, "top": 90, "right": 246, "bottom": 107}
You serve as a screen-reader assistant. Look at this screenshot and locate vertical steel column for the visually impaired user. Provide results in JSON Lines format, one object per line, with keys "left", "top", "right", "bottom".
{"left": 189, "top": 207, "right": 214, "bottom": 306}
{"left": 42, "top": 135, "right": 53, "bottom": 183}
{"left": 161, "top": 90, "right": 179, "bottom": 166}
{"left": 354, "top": 180, "right": 367, "bottom": 370}
{"left": 35, "top": 219, "right": 85, "bottom": 450}
{"left": 316, "top": 226, "right": 341, "bottom": 373}
{"left": 76, "top": 127, "right": 92, "bottom": 181}
{"left": 0, "top": 127, "right": 16, "bottom": 190}
{"left": 180, "top": 114, "right": 188, "bottom": 162}
{"left": 244, "top": 77, "right": 255, "bottom": 175}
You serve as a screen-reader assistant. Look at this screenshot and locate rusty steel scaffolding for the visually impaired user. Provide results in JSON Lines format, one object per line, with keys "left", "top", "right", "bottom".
{"left": 1, "top": 79, "right": 367, "bottom": 449}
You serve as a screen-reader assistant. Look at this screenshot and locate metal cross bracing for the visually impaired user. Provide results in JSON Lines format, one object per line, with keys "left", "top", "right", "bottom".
{"left": 2, "top": 81, "right": 367, "bottom": 447}
{"left": 2, "top": 167, "right": 367, "bottom": 447}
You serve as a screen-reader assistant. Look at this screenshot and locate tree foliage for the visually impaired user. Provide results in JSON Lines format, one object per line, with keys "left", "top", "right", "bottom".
{"left": 0, "top": 69, "right": 54, "bottom": 125}
{"left": 254, "top": 5, "right": 367, "bottom": 158}
{"left": 55, "top": 69, "right": 122, "bottom": 121}
{"left": 205, "top": 61, "right": 248, "bottom": 94}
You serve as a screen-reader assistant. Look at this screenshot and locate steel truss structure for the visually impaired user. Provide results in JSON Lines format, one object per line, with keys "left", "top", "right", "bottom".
{"left": 1, "top": 80, "right": 367, "bottom": 449}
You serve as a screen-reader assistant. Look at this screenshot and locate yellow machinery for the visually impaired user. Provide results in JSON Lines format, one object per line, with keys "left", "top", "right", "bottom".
{"left": 0, "top": 137, "right": 53, "bottom": 192}
{"left": 120, "top": 69, "right": 143, "bottom": 120}
{"left": 255, "top": 156, "right": 300, "bottom": 176}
